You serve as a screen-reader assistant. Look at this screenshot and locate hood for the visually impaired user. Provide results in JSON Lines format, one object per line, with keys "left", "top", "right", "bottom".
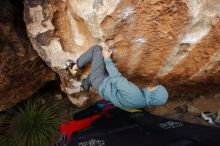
{"left": 142, "top": 85, "right": 168, "bottom": 106}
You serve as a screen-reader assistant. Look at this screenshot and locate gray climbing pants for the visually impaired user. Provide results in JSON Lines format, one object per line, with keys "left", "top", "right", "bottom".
{"left": 76, "top": 45, "right": 108, "bottom": 90}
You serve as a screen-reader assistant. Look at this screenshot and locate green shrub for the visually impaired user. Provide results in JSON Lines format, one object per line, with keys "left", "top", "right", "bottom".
{"left": 0, "top": 101, "right": 61, "bottom": 146}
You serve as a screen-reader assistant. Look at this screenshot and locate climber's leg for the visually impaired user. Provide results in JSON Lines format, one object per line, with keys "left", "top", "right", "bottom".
{"left": 76, "top": 45, "right": 108, "bottom": 90}
{"left": 67, "top": 45, "right": 101, "bottom": 77}
{"left": 77, "top": 45, "right": 102, "bottom": 69}
{"left": 89, "top": 46, "right": 108, "bottom": 90}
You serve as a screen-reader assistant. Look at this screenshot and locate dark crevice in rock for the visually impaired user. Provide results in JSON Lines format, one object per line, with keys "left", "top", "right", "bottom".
{"left": 0, "top": 0, "right": 56, "bottom": 111}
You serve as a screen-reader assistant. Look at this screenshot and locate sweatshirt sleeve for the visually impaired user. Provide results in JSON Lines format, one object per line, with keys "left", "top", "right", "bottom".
{"left": 104, "top": 58, "right": 122, "bottom": 78}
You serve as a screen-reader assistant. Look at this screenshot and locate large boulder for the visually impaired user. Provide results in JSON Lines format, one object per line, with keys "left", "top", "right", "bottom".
{"left": 0, "top": 0, "right": 56, "bottom": 110}
{"left": 23, "top": 0, "right": 220, "bottom": 105}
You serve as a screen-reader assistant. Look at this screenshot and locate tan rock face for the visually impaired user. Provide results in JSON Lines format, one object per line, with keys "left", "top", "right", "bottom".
{"left": 23, "top": 0, "right": 220, "bottom": 105}
{"left": 0, "top": 0, "right": 56, "bottom": 110}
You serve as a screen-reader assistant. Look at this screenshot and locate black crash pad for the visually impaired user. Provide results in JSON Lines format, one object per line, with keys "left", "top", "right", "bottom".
{"left": 68, "top": 108, "right": 220, "bottom": 146}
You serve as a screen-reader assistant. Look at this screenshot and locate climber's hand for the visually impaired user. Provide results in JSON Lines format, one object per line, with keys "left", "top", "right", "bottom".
{"left": 102, "top": 48, "right": 113, "bottom": 58}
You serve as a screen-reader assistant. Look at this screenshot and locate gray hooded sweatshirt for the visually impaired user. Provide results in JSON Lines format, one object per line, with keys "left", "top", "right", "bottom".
{"left": 98, "top": 58, "right": 168, "bottom": 110}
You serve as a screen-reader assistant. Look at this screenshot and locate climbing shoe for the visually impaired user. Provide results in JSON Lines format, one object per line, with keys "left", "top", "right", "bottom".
{"left": 66, "top": 59, "right": 80, "bottom": 77}
{"left": 69, "top": 68, "right": 80, "bottom": 76}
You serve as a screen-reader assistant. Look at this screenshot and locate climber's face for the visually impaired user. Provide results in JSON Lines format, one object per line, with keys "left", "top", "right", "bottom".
{"left": 147, "top": 85, "right": 158, "bottom": 92}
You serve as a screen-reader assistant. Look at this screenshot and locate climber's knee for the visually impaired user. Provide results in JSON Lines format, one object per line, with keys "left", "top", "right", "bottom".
{"left": 92, "top": 45, "right": 102, "bottom": 53}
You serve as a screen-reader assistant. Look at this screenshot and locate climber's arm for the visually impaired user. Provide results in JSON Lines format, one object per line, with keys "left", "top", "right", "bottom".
{"left": 104, "top": 58, "right": 122, "bottom": 78}
{"left": 102, "top": 48, "right": 122, "bottom": 78}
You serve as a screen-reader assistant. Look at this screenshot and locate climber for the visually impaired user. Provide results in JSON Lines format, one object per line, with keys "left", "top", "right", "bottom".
{"left": 66, "top": 45, "right": 168, "bottom": 109}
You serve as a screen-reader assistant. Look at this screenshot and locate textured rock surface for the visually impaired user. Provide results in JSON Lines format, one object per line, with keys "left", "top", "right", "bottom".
{"left": 0, "top": 0, "right": 56, "bottom": 110}
{"left": 23, "top": 0, "right": 220, "bottom": 105}
{"left": 146, "top": 93, "right": 220, "bottom": 126}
